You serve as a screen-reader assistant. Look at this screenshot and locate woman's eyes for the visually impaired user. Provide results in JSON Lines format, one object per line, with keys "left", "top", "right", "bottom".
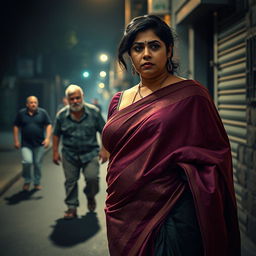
{"left": 132, "top": 44, "right": 160, "bottom": 52}
{"left": 150, "top": 44, "right": 160, "bottom": 50}
{"left": 133, "top": 45, "right": 143, "bottom": 52}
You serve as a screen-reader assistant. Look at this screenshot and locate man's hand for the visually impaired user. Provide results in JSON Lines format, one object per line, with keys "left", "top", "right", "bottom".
{"left": 42, "top": 138, "right": 50, "bottom": 148}
{"left": 53, "top": 151, "right": 61, "bottom": 165}
{"left": 14, "top": 141, "right": 20, "bottom": 149}
{"left": 99, "top": 147, "right": 109, "bottom": 164}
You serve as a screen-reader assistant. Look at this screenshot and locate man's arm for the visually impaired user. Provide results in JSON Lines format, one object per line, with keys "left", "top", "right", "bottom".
{"left": 99, "top": 145, "right": 109, "bottom": 164}
{"left": 13, "top": 126, "right": 20, "bottom": 149}
{"left": 42, "top": 124, "right": 52, "bottom": 148}
{"left": 94, "top": 109, "right": 109, "bottom": 163}
{"left": 52, "top": 135, "right": 61, "bottom": 165}
{"left": 52, "top": 113, "right": 62, "bottom": 165}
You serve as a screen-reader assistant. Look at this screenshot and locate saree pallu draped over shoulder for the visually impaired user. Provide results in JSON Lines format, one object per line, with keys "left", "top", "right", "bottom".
{"left": 102, "top": 80, "right": 241, "bottom": 256}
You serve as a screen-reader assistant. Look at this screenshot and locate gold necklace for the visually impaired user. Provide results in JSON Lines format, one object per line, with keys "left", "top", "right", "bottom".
{"left": 131, "top": 88, "right": 139, "bottom": 103}
{"left": 131, "top": 83, "right": 144, "bottom": 104}
{"left": 131, "top": 74, "right": 170, "bottom": 104}
{"left": 138, "top": 83, "right": 144, "bottom": 99}
{"left": 139, "top": 74, "right": 170, "bottom": 98}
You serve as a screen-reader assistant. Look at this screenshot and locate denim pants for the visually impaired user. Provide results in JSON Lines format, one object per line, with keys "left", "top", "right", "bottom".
{"left": 62, "top": 155, "right": 100, "bottom": 209}
{"left": 21, "top": 146, "right": 46, "bottom": 185}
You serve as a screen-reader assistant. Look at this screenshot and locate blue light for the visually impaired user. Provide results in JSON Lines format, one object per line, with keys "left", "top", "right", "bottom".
{"left": 83, "top": 71, "right": 90, "bottom": 78}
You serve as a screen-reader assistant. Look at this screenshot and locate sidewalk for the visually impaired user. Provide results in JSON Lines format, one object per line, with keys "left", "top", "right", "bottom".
{"left": 0, "top": 130, "right": 21, "bottom": 195}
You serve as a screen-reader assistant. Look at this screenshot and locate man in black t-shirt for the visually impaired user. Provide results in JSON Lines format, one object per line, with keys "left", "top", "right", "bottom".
{"left": 13, "top": 96, "right": 52, "bottom": 191}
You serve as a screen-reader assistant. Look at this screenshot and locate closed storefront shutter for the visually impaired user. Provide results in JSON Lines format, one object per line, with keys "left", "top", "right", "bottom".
{"left": 216, "top": 18, "right": 247, "bottom": 173}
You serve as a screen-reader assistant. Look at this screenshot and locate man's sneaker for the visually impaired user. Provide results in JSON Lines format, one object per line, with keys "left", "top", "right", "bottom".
{"left": 87, "top": 197, "right": 96, "bottom": 212}
{"left": 22, "top": 183, "right": 30, "bottom": 191}
{"left": 64, "top": 208, "right": 77, "bottom": 220}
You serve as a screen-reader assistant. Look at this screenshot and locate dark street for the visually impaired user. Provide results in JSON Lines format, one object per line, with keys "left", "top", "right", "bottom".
{"left": 0, "top": 150, "right": 109, "bottom": 256}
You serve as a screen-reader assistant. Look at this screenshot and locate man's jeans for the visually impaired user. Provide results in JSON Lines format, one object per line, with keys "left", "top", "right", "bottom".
{"left": 21, "top": 146, "right": 46, "bottom": 185}
{"left": 62, "top": 155, "right": 100, "bottom": 209}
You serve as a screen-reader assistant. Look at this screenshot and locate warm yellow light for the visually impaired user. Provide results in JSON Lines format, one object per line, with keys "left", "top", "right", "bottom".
{"left": 98, "top": 82, "right": 105, "bottom": 88}
{"left": 99, "top": 71, "right": 107, "bottom": 78}
{"left": 99, "top": 54, "right": 108, "bottom": 62}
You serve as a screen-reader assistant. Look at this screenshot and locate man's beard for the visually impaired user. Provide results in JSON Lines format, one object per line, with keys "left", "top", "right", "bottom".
{"left": 70, "top": 102, "right": 83, "bottom": 112}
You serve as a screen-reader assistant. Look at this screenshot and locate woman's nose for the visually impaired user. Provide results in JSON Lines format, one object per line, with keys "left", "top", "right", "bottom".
{"left": 143, "top": 47, "right": 151, "bottom": 59}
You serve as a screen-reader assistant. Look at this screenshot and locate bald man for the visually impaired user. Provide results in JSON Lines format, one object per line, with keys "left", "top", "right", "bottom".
{"left": 13, "top": 96, "right": 52, "bottom": 191}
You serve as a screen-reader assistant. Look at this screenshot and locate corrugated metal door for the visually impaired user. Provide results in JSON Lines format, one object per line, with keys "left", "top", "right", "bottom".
{"left": 215, "top": 18, "right": 247, "bottom": 172}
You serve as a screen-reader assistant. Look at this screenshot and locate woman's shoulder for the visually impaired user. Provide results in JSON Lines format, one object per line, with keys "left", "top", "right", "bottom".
{"left": 107, "top": 91, "right": 123, "bottom": 119}
{"left": 122, "top": 84, "right": 138, "bottom": 96}
{"left": 110, "top": 91, "right": 122, "bottom": 107}
{"left": 188, "top": 80, "right": 211, "bottom": 98}
{"left": 176, "top": 78, "right": 211, "bottom": 99}
{"left": 107, "top": 85, "right": 138, "bottom": 118}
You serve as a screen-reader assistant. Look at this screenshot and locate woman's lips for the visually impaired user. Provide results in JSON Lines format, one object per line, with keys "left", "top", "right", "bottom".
{"left": 141, "top": 63, "right": 154, "bottom": 69}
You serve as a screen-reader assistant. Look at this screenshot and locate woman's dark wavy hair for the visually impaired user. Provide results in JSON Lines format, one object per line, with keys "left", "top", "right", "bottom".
{"left": 118, "top": 15, "right": 178, "bottom": 74}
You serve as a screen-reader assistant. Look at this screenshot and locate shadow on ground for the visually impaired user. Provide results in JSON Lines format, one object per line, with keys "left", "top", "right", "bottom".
{"left": 4, "top": 189, "right": 43, "bottom": 205}
{"left": 49, "top": 212, "right": 100, "bottom": 247}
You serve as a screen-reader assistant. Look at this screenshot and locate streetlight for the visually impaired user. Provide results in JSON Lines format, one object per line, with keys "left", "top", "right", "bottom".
{"left": 99, "top": 54, "right": 108, "bottom": 63}
{"left": 82, "top": 71, "right": 90, "bottom": 78}
{"left": 98, "top": 82, "right": 105, "bottom": 89}
{"left": 99, "top": 71, "right": 107, "bottom": 78}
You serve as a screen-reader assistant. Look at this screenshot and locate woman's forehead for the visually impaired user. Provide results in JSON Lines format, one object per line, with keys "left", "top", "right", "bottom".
{"left": 133, "top": 29, "right": 161, "bottom": 43}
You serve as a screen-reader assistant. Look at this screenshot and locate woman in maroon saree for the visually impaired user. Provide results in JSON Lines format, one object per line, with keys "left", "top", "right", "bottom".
{"left": 102, "top": 15, "right": 240, "bottom": 256}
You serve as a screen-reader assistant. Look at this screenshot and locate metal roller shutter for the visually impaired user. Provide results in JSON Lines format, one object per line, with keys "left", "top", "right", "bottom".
{"left": 216, "top": 18, "right": 247, "bottom": 171}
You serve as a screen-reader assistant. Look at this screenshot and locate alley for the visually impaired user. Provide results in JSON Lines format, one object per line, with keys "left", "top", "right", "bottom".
{"left": 0, "top": 150, "right": 109, "bottom": 256}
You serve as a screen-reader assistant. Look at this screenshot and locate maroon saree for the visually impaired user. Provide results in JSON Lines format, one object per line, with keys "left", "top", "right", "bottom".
{"left": 102, "top": 80, "right": 240, "bottom": 256}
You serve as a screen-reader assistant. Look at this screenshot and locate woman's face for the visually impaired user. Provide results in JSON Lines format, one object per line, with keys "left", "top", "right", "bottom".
{"left": 130, "top": 29, "right": 171, "bottom": 78}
